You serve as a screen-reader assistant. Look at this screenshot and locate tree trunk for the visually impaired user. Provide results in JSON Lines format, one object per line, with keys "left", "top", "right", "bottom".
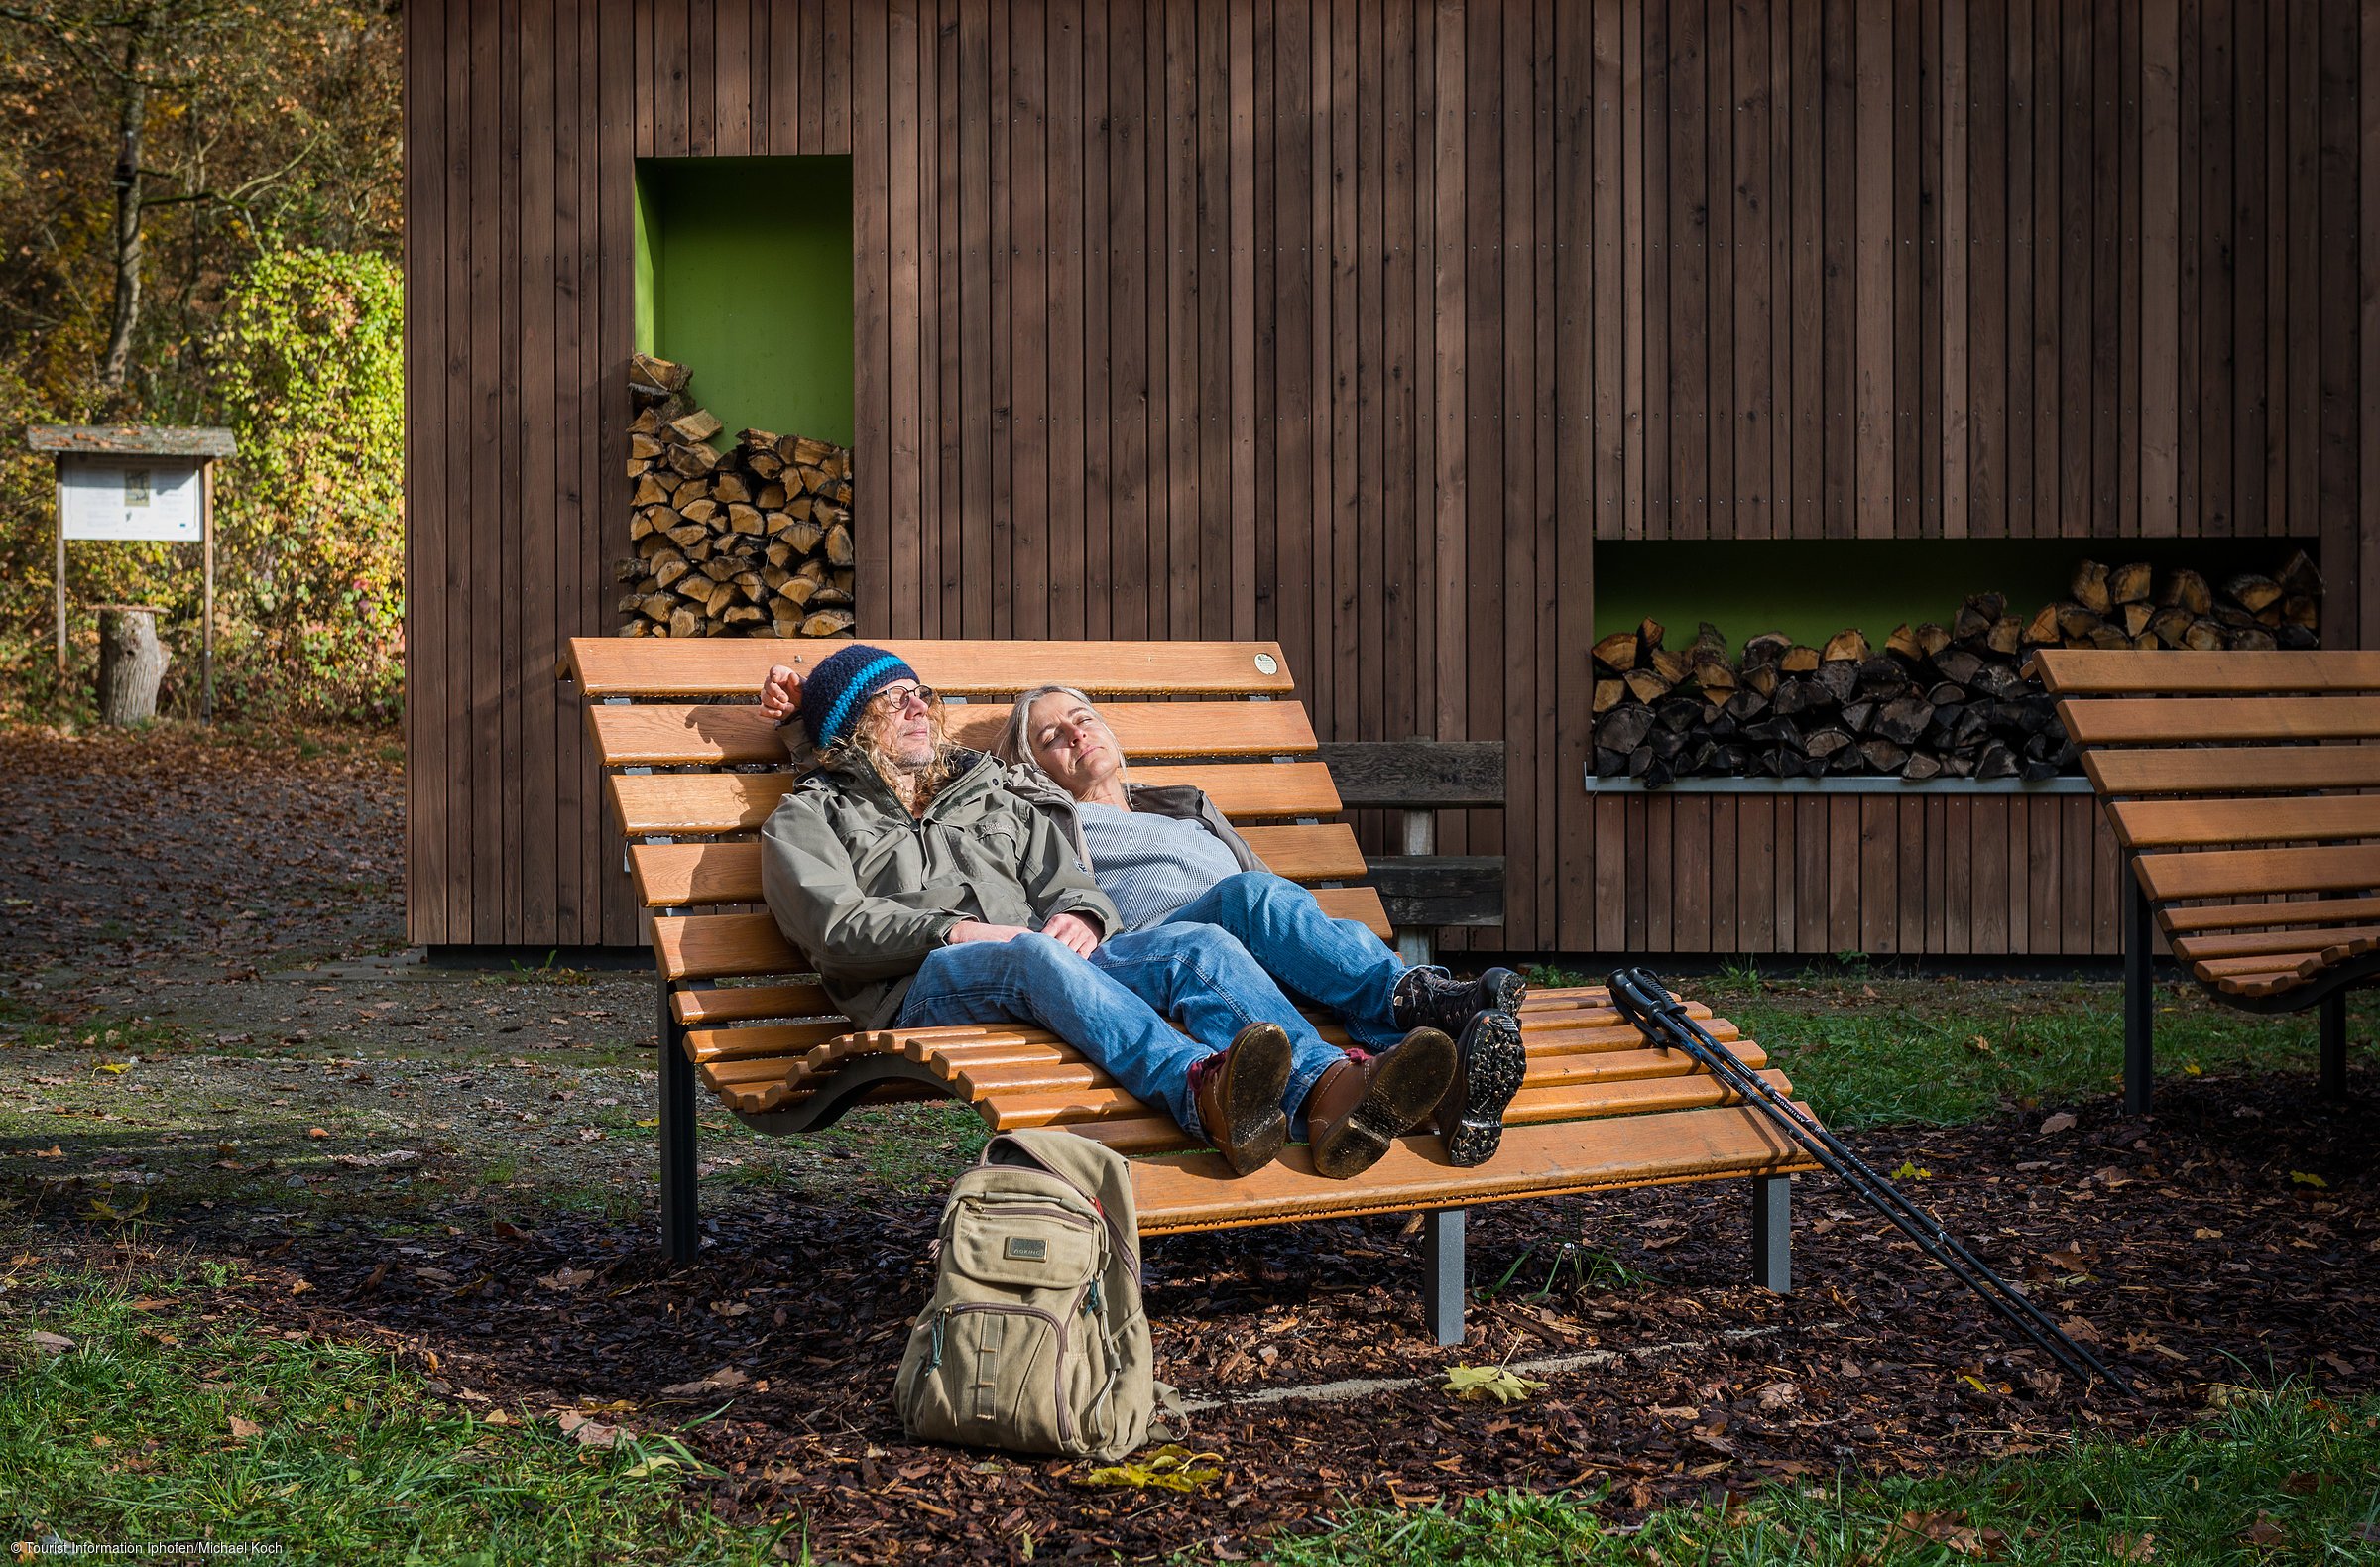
{"left": 99, "top": 17, "right": 151, "bottom": 392}
{"left": 97, "top": 605, "right": 169, "bottom": 725}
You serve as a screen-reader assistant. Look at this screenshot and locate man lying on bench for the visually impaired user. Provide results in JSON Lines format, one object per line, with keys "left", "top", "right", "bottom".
{"left": 760, "top": 643, "right": 1465, "bottom": 1178}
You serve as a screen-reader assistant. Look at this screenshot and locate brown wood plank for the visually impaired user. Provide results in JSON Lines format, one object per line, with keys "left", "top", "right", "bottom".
{"left": 565, "top": 637, "right": 1300, "bottom": 698}
{"left": 2161, "top": 895, "right": 2380, "bottom": 935}
{"left": 2059, "top": 697, "right": 2380, "bottom": 745}
{"left": 587, "top": 699, "right": 1324, "bottom": 766}
{"left": 2084, "top": 746, "right": 2380, "bottom": 795}
{"left": 673, "top": 983, "right": 838, "bottom": 1025}
{"left": 2109, "top": 795, "right": 2380, "bottom": 851}
{"left": 609, "top": 765, "right": 1349, "bottom": 841}
{"left": 1130, "top": 1103, "right": 1814, "bottom": 1233}
{"left": 2171, "top": 925, "right": 2380, "bottom": 964}
{"left": 2033, "top": 651, "right": 2380, "bottom": 695}
{"left": 2135, "top": 844, "right": 2380, "bottom": 903}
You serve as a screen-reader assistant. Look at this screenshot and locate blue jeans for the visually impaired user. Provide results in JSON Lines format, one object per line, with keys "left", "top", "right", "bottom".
{"left": 893, "top": 927, "right": 1343, "bottom": 1137}
{"left": 1165, "top": 872, "right": 1408, "bottom": 1050}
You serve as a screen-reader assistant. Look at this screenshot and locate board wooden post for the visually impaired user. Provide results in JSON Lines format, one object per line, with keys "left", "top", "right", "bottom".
{"left": 201, "top": 459, "right": 215, "bottom": 722}
{"left": 52, "top": 455, "right": 64, "bottom": 675}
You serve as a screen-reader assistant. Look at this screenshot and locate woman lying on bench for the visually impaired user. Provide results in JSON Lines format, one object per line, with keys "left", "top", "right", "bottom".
{"left": 760, "top": 659, "right": 1526, "bottom": 1169}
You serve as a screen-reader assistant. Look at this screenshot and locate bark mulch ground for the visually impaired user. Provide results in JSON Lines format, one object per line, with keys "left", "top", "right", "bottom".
{"left": 181, "top": 1068, "right": 2372, "bottom": 1564}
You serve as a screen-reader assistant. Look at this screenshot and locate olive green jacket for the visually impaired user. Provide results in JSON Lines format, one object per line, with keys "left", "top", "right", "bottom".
{"left": 759, "top": 748, "right": 1123, "bottom": 1029}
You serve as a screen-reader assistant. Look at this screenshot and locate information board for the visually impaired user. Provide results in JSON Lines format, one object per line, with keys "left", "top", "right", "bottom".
{"left": 60, "top": 459, "right": 203, "bottom": 542}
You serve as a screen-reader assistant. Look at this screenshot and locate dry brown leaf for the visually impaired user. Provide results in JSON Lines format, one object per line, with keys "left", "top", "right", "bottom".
{"left": 2038, "top": 1112, "right": 2077, "bottom": 1136}
{"left": 227, "top": 1415, "right": 261, "bottom": 1441}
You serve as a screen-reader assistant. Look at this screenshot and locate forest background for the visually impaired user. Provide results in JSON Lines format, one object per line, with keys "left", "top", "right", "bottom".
{"left": 0, "top": 1, "right": 403, "bottom": 722}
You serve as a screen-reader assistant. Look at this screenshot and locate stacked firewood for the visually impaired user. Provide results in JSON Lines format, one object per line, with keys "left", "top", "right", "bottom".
{"left": 615, "top": 352, "right": 857, "bottom": 638}
{"left": 1592, "top": 551, "right": 2322, "bottom": 786}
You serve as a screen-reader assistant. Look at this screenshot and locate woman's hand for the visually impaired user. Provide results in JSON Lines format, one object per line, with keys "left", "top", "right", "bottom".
{"left": 759, "top": 663, "right": 803, "bottom": 723}
{"left": 1040, "top": 912, "right": 1102, "bottom": 958}
{"left": 943, "top": 919, "right": 1033, "bottom": 945}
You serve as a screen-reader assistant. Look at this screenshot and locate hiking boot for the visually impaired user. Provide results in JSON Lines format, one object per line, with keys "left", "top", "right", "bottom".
{"left": 1300, "top": 1027, "right": 1457, "bottom": 1180}
{"left": 1430, "top": 1008, "right": 1526, "bottom": 1167}
{"left": 1188, "top": 1023, "right": 1293, "bottom": 1176}
{"left": 1390, "top": 965, "right": 1527, "bottom": 1038}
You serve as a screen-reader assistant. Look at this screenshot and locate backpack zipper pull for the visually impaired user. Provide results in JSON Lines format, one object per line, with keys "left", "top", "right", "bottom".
{"left": 928, "top": 1309, "right": 947, "bottom": 1370}
{"left": 1084, "top": 1277, "right": 1101, "bottom": 1317}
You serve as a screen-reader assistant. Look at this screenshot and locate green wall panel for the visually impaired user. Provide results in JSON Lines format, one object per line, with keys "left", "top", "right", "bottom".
{"left": 1593, "top": 538, "right": 2320, "bottom": 656}
{"left": 635, "top": 156, "right": 854, "bottom": 448}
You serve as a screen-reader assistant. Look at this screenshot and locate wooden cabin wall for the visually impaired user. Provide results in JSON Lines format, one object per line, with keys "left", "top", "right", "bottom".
{"left": 405, "top": 0, "right": 2375, "bottom": 955}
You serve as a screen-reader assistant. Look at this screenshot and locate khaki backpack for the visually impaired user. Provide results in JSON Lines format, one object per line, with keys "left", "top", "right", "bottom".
{"left": 892, "top": 1129, "right": 1154, "bottom": 1462}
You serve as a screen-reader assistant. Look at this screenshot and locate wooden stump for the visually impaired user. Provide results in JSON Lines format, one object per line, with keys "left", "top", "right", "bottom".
{"left": 96, "top": 604, "right": 169, "bottom": 726}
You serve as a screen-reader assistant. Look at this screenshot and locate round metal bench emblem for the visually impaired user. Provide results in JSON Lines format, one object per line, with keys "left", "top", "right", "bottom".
{"left": 1253, "top": 653, "right": 1278, "bottom": 675}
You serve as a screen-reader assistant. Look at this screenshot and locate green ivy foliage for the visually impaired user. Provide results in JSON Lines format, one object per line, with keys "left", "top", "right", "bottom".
{"left": 208, "top": 248, "right": 405, "bottom": 721}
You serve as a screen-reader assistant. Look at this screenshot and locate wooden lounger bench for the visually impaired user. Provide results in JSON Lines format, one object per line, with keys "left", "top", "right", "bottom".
{"left": 2035, "top": 649, "right": 2379, "bottom": 1109}
{"left": 561, "top": 638, "right": 1818, "bottom": 1341}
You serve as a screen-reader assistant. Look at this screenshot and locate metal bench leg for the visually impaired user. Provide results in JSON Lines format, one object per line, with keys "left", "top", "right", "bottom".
{"left": 1750, "top": 1174, "right": 1792, "bottom": 1293}
{"left": 657, "top": 979, "right": 699, "bottom": 1264}
{"left": 2320, "top": 992, "right": 2349, "bottom": 1100}
{"left": 2123, "top": 868, "right": 2155, "bottom": 1115}
{"left": 1424, "top": 1208, "right": 1465, "bottom": 1346}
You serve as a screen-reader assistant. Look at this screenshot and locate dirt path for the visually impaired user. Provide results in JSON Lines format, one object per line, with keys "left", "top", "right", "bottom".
{"left": 2, "top": 722, "right": 2373, "bottom": 1564}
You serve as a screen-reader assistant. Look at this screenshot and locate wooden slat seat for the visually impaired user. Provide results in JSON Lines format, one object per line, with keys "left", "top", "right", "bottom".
{"left": 2037, "top": 649, "right": 2378, "bottom": 1104}
{"left": 564, "top": 637, "right": 1817, "bottom": 1339}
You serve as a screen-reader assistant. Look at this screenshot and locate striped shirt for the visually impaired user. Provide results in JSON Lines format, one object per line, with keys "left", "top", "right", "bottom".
{"left": 1075, "top": 799, "right": 1243, "bottom": 932}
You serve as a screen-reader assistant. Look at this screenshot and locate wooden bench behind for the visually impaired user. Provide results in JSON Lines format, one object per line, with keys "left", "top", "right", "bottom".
{"left": 2035, "top": 649, "right": 2380, "bottom": 1106}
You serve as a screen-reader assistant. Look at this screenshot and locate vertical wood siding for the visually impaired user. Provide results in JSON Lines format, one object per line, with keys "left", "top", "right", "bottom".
{"left": 408, "top": 0, "right": 2374, "bottom": 957}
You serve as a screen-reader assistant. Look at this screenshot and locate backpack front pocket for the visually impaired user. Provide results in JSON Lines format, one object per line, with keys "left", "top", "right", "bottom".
{"left": 905, "top": 1303, "right": 1075, "bottom": 1452}
{"left": 944, "top": 1195, "right": 1101, "bottom": 1291}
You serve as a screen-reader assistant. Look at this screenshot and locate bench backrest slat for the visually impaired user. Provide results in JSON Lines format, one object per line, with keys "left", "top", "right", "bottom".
{"left": 2032, "top": 650, "right": 2380, "bottom": 695}
{"left": 587, "top": 699, "right": 1321, "bottom": 767}
{"left": 566, "top": 638, "right": 1298, "bottom": 699}
{"left": 2084, "top": 747, "right": 2380, "bottom": 795}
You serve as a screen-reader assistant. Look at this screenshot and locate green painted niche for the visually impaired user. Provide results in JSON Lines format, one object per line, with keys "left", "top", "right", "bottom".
{"left": 1593, "top": 537, "right": 2321, "bottom": 655}
{"left": 634, "top": 156, "right": 855, "bottom": 449}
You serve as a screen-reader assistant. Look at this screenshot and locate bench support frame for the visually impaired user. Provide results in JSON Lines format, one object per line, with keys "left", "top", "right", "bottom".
{"left": 1751, "top": 1173, "right": 1793, "bottom": 1293}
{"left": 658, "top": 978, "right": 700, "bottom": 1265}
{"left": 2123, "top": 870, "right": 2157, "bottom": 1114}
{"left": 1423, "top": 1208, "right": 1465, "bottom": 1345}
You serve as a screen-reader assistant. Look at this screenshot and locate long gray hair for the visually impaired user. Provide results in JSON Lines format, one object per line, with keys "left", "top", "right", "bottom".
{"left": 996, "top": 684, "right": 1130, "bottom": 786}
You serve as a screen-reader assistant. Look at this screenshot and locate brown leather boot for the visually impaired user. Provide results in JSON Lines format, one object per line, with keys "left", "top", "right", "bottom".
{"left": 1429, "top": 1009, "right": 1526, "bottom": 1167}
{"left": 1301, "top": 1027, "right": 1457, "bottom": 1180}
{"left": 1188, "top": 1022, "right": 1293, "bottom": 1176}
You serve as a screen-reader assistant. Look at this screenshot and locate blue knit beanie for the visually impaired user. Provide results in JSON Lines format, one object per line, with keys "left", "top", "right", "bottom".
{"left": 798, "top": 643, "right": 922, "bottom": 751}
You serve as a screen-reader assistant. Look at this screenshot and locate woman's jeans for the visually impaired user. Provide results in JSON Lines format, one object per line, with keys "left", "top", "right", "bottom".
{"left": 892, "top": 925, "right": 1344, "bottom": 1137}
{"left": 1162, "top": 871, "right": 1409, "bottom": 1050}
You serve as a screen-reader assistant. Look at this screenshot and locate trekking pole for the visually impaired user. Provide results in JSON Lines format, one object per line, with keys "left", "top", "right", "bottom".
{"left": 1606, "top": 967, "right": 2131, "bottom": 1395}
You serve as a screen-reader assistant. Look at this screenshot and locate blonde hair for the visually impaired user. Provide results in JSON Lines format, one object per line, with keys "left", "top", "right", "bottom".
{"left": 827, "top": 693, "right": 957, "bottom": 805}
{"left": 998, "top": 684, "right": 1130, "bottom": 786}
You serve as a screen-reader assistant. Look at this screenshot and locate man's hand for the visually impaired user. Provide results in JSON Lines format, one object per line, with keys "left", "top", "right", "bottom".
{"left": 1040, "top": 912, "right": 1102, "bottom": 958}
{"left": 759, "top": 663, "right": 803, "bottom": 724}
{"left": 944, "top": 920, "right": 1034, "bottom": 945}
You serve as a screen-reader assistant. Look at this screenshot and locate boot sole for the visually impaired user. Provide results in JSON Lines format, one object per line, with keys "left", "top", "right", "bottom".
{"left": 1208, "top": 1026, "right": 1292, "bottom": 1176}
{"left": 1443, "top": 1010, "right": 1525, "bottom": 1167}
{"left": 1311, "top": 1030, "right": 1457, "bottom": 1180}
{"left": 1480, "top": 967, "right": 1529, "bottom": 1016}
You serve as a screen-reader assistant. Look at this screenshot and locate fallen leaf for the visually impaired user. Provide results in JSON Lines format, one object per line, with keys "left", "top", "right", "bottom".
{"left": 2193, "top": 1227, "right": 2224, "bottom": 1241}
{"left": 2239, "top": 1513, "right": 2286, "bottom": 1548}
{"left": 288, "top": 1279, "right": 311, "bottom": 1296}
{"left": 1754, "top": 1381, "right": 1800, "bottom": 1411}
{"left": 2281, "top": 1473, "right": 2320, "bottom": 1496}
{"left": 92, "top": 1062, "right": 131, "bottom": 1075}
{"left": 1890, "top": 1161, "right": 1933, "bottom": 1180}
{"left": 227, "top": 1415, "right": 261, "bottom": 1441}
{"left": 28, "top": 1331, "right": 74, "bottom": 1355}
{"left": 557, "top": 1411, "right": 622, "bottom": 1449}
{"left": 2038, "top": 1112, "right": 2077, "bottom": 1136}
{"left": 536, "top": 1267, "right": 598, "bottom": 1291}
{"left": 306, "top": 1128, "right": 329, "bottom": 1140}
{"left": 1443, "top": 1365, "right": 1548, "bottom": 1405}
{"left": 482, "top": 1408, "right": 514, "bottom": 1426}
{"left": 2108, "top": 1533, "right": 2155, "bottom": 1561}
{"left": 2058, "top": 1316, "right": 2104, "bottom": 1345}
{"left": 659, "top": 1367, "right": 751, "bottom": 1397}
{"left": 621, "top": 1452, "right": 692, "bottom": 1479}
{"left": 2289, "top": 1170, "right": 2329, "bottom": 1189}
{"left": 29, "top": 1147, "right": 61, "bottom": 1159}
{"left": 1079, "top": 1444, "right": 1223, "bottom": 1494}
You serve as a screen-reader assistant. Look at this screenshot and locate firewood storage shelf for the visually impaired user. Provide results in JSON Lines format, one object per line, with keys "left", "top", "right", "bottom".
{"left": 561, "top": 637, "right": 1821, "bottom": 1343}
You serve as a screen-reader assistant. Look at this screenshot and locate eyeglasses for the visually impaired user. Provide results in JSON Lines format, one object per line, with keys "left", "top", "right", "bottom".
{"left": 869, "top": 683, "right": 939, "bottom": 714}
